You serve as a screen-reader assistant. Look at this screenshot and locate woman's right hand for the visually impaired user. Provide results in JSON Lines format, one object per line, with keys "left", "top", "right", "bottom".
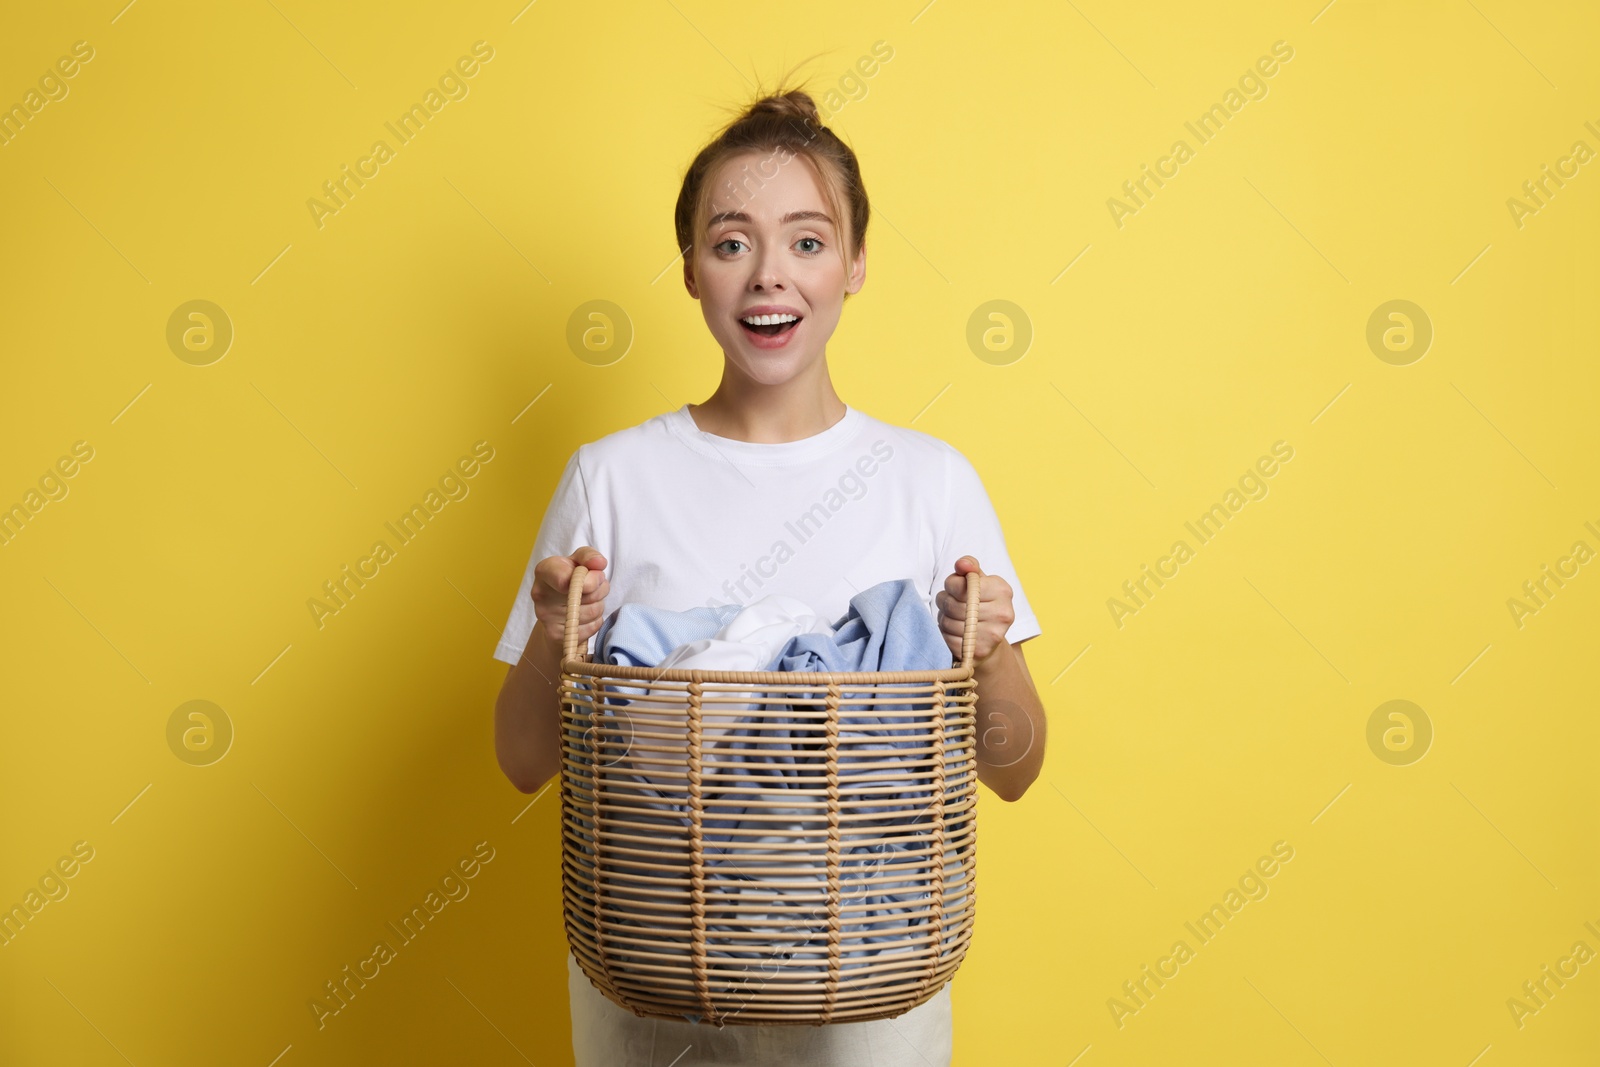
{"left": 532, "top": 547, "right": 609, "bottom": 653}
{"left": 497, "top": 547, "right": 608, "bottom": 793}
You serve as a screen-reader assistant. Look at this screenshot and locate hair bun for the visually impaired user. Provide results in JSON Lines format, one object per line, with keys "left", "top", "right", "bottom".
{"left": 747, "top": 90, "right": 822, "bottom": 128}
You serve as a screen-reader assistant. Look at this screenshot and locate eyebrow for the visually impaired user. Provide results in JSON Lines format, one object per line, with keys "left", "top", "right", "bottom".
{"left": 706, "top": 209, "right": 834, "bottom": 230}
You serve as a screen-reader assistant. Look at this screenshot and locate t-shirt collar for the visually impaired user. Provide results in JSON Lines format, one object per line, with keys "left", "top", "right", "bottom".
{"left": 666, "top": 404, "right": 863, "bottom": 466}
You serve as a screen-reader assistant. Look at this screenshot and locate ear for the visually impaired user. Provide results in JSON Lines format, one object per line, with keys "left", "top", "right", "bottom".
{"left": 845, "top": 241, "right": 866, "bottom": 295}
{"left": 682, "top": 249, "right": 699, "bottom": 300}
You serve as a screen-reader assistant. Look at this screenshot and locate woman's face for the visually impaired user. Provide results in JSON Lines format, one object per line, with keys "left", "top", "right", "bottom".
{"left": 684, "top": 148, "right": 865, "bottom": 386}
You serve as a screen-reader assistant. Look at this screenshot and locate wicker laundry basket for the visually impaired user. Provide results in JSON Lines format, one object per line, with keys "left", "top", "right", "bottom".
{"left": 558, "top": 565, "right": 984, "bottom": 1027}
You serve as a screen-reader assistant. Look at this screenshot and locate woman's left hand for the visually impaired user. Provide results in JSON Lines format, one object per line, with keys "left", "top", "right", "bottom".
{"left": 934, "top": 555, "right": 1015, "bottom": 664}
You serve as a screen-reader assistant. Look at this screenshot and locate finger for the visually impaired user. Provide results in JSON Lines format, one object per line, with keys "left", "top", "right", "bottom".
{"left": 945, "top": 603, "right": 991, "bottom": 642}
{"left": 578, "top": 605, "right": 613, "bottom": 641}
{"left": 943, "top": 571, "right": 986, "bottom": 607}
{"left": 942, "top": 573, "right": 964, "bottom": 603}
{"left": 535, "top": 556, "right": 576, "bottom": 595}
{"left": 570, "top": 547, "right": 607, "bottom": 592}
{"left": 551, "top": 572, "right": 609, "bottom": 605}
{"left": 535, "top": 570, "right": 606, "bottom": 608}
{"left": 538, "top": 585, "right": 605, "bottom": 617}
{"left": 952, "top": 569, "right": 1011, "bottom": 604}
{"left": 945, "top": 562, "right": 988, "bottom": 598}
{"left": 550, "top": 561, "right": 608, "bottom": 601}
{"left": 981, "top": 572, "right": 1011, "bottom": 603}
{"left": 541, "top": 602, "right": 606, "bottom": 642}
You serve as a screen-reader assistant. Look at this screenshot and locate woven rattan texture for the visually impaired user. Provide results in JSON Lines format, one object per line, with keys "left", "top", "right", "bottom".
{"left": 557, "top": 566, "right": 985, "bottom": 1026}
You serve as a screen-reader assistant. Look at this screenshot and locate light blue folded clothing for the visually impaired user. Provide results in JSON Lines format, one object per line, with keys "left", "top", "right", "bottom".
{"left": 590, "top": 600, "right": 746, "bottom": 670}
{"left": 590, "top": 577, "right": 950, "bottom": 675}
{"left": 766, "top": 578, "right": 952, "bottom": 675}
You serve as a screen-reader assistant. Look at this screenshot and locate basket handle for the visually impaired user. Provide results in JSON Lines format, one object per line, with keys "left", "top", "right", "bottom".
{"left": 959, "top": 568, "right": 982, "bottom": 671}
{"left": 564, "top": 563, "right": 984, "bottom": 668}
{"left": 564, "top": 563, "right": 590, "bottom": 662}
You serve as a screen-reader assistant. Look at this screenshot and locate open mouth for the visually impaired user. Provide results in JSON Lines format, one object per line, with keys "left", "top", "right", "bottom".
{"left": 739, "top": 314, "right": 802, "bottom": 337}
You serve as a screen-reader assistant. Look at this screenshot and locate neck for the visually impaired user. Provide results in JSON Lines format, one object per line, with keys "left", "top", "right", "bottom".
{"left": 689, "top": 361, "right": 847, "bottom": 443}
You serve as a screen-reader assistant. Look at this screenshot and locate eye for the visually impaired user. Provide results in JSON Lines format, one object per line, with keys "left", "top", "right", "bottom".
{"left": 796, "top": 237, "right": 824, "bottom": 254}
{"left": 713, "top": 238, "right": 747, "bottom": 255}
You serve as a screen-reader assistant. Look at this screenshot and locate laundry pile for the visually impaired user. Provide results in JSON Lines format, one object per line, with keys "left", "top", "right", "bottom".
{"left": 565, "top": 579, "right": 974, "bottom": 1007}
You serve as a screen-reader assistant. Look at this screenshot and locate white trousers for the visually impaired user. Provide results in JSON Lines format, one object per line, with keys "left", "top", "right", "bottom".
{"left": 567, "top": 951, "right": 953, "bottom": 1066}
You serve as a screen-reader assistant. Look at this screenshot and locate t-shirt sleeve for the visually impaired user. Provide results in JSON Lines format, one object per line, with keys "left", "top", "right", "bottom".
{"left": 938, "top": 445, "right": 1042, "bottom": 645}
{"left": 494, "top": 447, "right": 594, "bottom": 665}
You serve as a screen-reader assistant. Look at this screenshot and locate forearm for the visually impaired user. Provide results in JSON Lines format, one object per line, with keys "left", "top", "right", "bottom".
{"left": 493, "top": 620, "right": 567, "bottom": 793}
{"left": 970, "top": 641, "right": 1046, "bottom": 802}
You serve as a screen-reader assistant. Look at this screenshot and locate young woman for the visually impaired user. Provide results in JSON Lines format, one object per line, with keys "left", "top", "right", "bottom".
{"left": 493, "top": 85, "right": 1048, "bottom": 1067}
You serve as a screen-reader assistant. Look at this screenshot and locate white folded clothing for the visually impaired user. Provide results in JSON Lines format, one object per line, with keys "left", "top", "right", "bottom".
{"left": 657, "top": 592, "right": 837, "bottom": 672}
{"left": 622, "top": 594, "right": 837, "bottom": 757}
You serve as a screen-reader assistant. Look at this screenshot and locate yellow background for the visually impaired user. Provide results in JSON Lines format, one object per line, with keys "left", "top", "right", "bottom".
{"left": 2, "top": 0, "right": 1596, "bottom": 1063}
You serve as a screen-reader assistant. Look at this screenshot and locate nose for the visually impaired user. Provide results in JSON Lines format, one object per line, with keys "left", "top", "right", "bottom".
{"left": 749, "top": 244, "right": 788, "bottom": 292}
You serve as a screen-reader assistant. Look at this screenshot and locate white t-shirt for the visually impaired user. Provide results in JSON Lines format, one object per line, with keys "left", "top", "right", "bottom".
{"left": 493, "top": 403, "right": 1040, "bottom": 666}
